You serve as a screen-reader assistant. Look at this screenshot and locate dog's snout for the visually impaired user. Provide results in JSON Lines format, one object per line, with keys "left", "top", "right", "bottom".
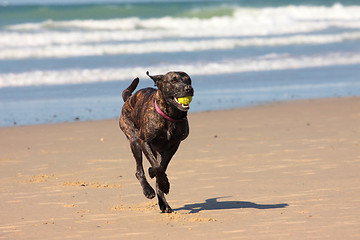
{"left": 185, "top": 85, "right": 193, "bottom": 95}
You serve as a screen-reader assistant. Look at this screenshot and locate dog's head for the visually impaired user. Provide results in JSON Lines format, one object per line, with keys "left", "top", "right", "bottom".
{"left": 147, "top": 71, "right": 194, "bottom": 111}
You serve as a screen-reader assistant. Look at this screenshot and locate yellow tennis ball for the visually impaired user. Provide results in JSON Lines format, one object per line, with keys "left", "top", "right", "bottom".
{"left": 177, "top": 96, "right": 192, "bottom": 106}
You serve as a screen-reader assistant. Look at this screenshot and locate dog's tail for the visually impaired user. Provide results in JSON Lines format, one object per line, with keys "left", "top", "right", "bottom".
{"left": 122, "top": 77, "right": 139, "bottom": 101}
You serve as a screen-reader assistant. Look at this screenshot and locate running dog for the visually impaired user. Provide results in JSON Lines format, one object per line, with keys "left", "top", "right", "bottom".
{"left": 119, "top": 71, "right": 194, "bottom": 213}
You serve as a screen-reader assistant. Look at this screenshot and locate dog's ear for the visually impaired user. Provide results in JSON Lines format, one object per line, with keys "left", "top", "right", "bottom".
{"left": 146, "top": 71, "right": 163, "bottom": 87}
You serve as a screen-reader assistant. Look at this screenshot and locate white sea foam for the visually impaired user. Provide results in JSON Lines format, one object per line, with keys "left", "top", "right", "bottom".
{"left": 2, "top": 4, "right": 360, "bottom": 61}
{"left": 2, "top": 32, "right": 360, "bottom": 60}
{"left": 1, "top": 52, "right": 359, "bottom": 88}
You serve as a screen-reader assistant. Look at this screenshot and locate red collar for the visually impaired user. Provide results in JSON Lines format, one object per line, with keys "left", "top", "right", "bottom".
{"left": 154, "top": 100, "right": 185, "bottom": 123}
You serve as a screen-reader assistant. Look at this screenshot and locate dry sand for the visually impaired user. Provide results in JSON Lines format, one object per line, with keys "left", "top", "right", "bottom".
{"left": 0, "top": 97, "right": 359, "bottom": 239}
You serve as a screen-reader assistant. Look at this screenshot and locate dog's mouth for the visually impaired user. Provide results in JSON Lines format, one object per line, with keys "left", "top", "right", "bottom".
{"left": 173, "top": 96, "right": 192, "bottom": 111}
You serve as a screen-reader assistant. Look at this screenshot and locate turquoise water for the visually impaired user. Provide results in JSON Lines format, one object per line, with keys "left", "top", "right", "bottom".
{"left": 2, "top": 0, "right": 359, "bottom": 25}
{"left": 0, "top": 0, "right": 360, "bottom": 126}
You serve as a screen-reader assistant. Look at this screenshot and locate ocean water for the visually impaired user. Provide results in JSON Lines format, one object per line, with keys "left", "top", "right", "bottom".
{"left": 0, "top": 0, "right": 360, "bottom": 126}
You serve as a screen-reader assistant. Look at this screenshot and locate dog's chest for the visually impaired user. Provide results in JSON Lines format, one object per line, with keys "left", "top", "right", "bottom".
{"left": 165, "top": 122, "right": 177, "bottom": 141}
{"left": 155, "top": 122, "right": 186, "bottom": 143}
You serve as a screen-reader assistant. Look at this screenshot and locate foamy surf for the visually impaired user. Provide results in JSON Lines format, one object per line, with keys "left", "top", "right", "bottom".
{"left": 1, "top": 32, "right": 360, "bottom": 60}
{"left": 1, "top": 4, "right": 359, "bottom": 61}
{"left": 1, "top": 52, "right": 360, "bottom": 88}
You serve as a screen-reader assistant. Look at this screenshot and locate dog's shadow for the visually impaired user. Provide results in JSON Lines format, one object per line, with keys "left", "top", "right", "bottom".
{"left": 174, "top": 197, "right": 288, "bottom": 214}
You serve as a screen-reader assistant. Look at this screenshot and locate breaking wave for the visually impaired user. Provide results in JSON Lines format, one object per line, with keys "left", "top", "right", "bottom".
{"left": 1, "top": 4, "right": 360, "bottom": 60}
{"left": 1, "top": 52, "right": 360, "bottom": 88}
{"left": 1, "top": 32, "right": 360, "bottom": 59}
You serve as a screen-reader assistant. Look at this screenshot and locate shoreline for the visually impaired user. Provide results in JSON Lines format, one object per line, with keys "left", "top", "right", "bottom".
{"left": 1, "top": 95, "right": 359, "bottom": 128}
{"left": 1, "top": 96, "right": 359, "bottom": 239}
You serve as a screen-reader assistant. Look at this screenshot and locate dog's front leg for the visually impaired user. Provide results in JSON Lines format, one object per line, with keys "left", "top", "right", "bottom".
{"left": 156, "top": 182, "right": 172, "bottom": 213}
{"left": 148, "top": 143, "right": 180, "bottom": 177}
{"left": 140, "top": 144, "right": 171, "bottom": 212}
{"left": 140, "top": 141, "right": 170, "bottom": 194}
{"left": 155, "top": 146, "right": 180, "bottom": 213}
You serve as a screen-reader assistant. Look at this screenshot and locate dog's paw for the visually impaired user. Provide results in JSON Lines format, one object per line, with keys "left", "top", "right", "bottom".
{"left": 160, "top": 205, "right": 172, "bottom": 213}
{"left": 142, "top": 182, "right": 156, "bottom": 199}
{"left": 149, "top": 167, "right": 165, "bottom": 179}
{"left": 148, "top": 167, "right": 155, "bottom": 179}
{"left": 157, "top": 174, "right": 170, "bottom": 194}
{"left": 157, "top": 195, "right": 172, "bottom": 213}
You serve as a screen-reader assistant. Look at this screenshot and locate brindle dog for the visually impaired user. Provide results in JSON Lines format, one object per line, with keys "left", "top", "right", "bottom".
{"left": 119, "top": 71, "right": 194, "bottom": 213}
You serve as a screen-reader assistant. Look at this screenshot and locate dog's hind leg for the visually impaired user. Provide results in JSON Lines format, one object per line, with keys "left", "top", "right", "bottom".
{"left": 131, "top": 138, "right": 156, "bottom": 199}
{"left": 120, "top": 116, "right": 155, "bottom": 199}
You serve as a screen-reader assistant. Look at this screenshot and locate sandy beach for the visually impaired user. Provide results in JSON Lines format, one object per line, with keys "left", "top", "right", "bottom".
{"left": 1, "top": 97, "right": 359, "bottom": 239}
